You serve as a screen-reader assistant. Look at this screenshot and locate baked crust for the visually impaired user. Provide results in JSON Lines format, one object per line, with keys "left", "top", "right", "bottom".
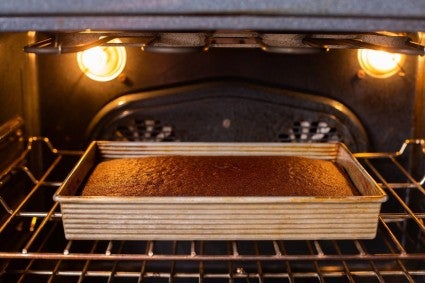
{"left": 81, "top": 156, "right": 358, "bottom": 197}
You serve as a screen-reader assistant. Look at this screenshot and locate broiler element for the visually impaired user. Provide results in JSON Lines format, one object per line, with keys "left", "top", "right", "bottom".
{"left": 24, "top": 32, "right": 425, "bottom": 55}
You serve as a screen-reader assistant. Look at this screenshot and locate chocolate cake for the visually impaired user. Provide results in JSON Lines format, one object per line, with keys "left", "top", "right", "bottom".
{"left": 81, "top": 155, "right": 358, "bottom": 197}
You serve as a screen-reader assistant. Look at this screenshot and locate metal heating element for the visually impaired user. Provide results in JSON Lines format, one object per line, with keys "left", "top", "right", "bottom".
{"left": 0, "top": 121, "right": 424, "bottom": 282}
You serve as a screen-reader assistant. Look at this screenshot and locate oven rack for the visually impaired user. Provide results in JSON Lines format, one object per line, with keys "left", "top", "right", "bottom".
{"left": 0, "top": 137, "right": 424, "bottom": 282}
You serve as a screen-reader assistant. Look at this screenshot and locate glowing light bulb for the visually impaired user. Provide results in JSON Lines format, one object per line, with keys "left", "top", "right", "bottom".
{"left": 77, "top": 39, "right": 126, "bottom": 82}
{"left": 357, "top": 49, "right": 404, "bottom": 79}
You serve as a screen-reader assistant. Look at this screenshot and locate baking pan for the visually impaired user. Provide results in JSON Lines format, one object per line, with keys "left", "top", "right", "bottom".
{"left": 54, "top": 141, "right": 387, "bottom": 240}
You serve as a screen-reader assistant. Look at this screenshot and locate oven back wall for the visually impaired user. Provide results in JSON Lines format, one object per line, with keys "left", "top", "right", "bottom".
{"left": 37, "top": 47, "right": 417, "bottom": 152}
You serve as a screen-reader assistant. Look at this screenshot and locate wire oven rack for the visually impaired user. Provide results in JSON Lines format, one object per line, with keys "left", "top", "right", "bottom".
{"left": 0, "top": 137, "right": 424, "bottom": 282}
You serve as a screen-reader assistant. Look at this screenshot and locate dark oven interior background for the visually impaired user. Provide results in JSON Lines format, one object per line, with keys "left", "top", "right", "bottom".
{"left": 0, "top": 32, "right": 419, "bottom": 153}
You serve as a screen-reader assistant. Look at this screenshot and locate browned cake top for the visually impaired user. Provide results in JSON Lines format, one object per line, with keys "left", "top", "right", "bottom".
{"left": 81, "top": 155, "right": 358, "bottom": 197}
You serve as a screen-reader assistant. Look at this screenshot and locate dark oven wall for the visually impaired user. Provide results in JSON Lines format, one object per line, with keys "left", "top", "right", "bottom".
{"left": 37, "top": 46, "right": 417, "bottom": 152}
{"left": 0, "top": 33, "right": 37, "bottom": 130}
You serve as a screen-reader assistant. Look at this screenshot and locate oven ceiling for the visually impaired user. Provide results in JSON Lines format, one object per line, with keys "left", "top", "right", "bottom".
{"left": 1, "top": 0, "right": 425, "bottom": 31}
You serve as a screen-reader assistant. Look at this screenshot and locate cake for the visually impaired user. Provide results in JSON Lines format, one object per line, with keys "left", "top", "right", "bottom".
{"left": 81, "top": 155, "right": 358, "bottom": 197}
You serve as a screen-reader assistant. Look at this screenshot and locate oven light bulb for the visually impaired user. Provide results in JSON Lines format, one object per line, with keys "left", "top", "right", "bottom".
{"left": 77, "top": 39, "right": 126, "bottom": 82}
{"left": 80, "top": 47, "right": 107, "bottom": 73}
{"left": 357, "top": 49, "right": 404, "bottom": 78}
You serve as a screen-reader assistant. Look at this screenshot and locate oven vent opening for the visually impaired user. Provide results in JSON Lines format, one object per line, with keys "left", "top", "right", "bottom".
{"left": 113, "top": 119, "right": 176, "bottom": 142}
{"left": 278, "top": 120, "right": 340, "bottom": 143}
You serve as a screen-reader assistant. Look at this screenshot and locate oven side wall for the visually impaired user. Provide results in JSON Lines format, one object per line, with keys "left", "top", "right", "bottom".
{"left": 0, "top": 32, "right": 40, "bottom": 136}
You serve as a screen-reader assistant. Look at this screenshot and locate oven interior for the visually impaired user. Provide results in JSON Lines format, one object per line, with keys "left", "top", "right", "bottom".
{"left": 1, "top": 3, "right": 425, "bottom": 282}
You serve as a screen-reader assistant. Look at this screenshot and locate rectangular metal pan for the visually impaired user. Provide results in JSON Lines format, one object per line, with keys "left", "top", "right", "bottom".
{"left": 54, "top": 141, "right": 387, "bottom": 240}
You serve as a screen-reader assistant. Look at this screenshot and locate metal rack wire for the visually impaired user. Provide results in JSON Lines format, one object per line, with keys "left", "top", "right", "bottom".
{"left": 0, "top": 136, "right": 424, "bottom": 282}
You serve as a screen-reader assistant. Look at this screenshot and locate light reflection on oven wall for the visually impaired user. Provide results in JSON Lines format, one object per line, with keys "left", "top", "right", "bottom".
{"left": 0, "top": 33, "right": 30, "bottom": 126}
